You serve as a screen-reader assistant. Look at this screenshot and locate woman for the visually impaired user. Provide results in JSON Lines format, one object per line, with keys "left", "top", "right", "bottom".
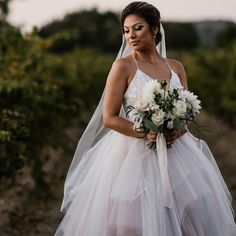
{"left": 55, "top": 2, "right": 236, "bottom": 235}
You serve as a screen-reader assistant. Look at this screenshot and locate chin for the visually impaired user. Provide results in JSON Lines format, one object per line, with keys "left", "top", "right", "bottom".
{"left": 133, "top": 46, "right": 148, "bottom": 52}
{"left": 131, "top": 45, "right": 144, "bottom": 51}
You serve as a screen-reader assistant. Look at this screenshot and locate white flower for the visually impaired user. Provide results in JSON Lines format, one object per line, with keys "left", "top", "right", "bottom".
{"left": 142, "top": 80, "right": 157, "bottom": 103}
{"left": 165, "top": 112, "right": 175, "bottom": 120}
{"left": 156, "top": 89, "right": 167, "bottom": 99}
{"left": 135, "top": 99, "right": 150, "bottom": 111}
{"left": 182, "top": 90, "right": 201, "bottom": 114}
{"left": 173, "top": 99, "right": 187, "bottom": 117}
{"left": 168, "top": 87, "right": 174, "bottom": 95}
{"left": 167, "top": 120, "right": 174, "bottom": 129}
{"left": 154, "top": 81, "right": 162, "bottom": 91}
{"left": 150, "top": 103, "right": 160, "bottom": 111}
{"left": 178, "top": 88, "right": 186, "bottom": 101}
{"left": 151, "top": 110, "right": 165, "bottom": 126}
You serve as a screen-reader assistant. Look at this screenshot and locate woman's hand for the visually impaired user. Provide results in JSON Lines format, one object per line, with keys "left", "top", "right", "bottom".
{"left": 146, "top": 130, "right": 158, "bottom": 142}
{"left": 141, "top": 128, "right": 187, "bottom": 144}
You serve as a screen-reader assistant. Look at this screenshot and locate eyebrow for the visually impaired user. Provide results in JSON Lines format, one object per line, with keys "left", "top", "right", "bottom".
{"left": 123, "top": 23, "right": 144, "bottom": 28}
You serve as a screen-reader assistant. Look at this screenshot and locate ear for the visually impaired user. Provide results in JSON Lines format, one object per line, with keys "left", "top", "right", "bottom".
{"left": 152, "top": 26, "right": 159, "bottom": 36}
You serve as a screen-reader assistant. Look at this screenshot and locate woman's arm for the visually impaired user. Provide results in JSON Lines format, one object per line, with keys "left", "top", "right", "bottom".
{"left": 177, "top": 61, "right": 188, "bottom": 90}
{"left": 103, "top": 59, "right": 146, "bottom": 138}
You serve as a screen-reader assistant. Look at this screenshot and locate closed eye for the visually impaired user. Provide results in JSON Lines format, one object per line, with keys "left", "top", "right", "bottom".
{"left": 123, "top": 23, "right": 144, "bottom": 34}
{"left": 134, "top": 25, "right": 144, "bottom": 30}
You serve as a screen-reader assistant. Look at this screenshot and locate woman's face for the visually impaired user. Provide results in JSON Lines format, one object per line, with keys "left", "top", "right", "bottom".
{"left": 123, "top": 14, "right": 157, "bottom": 51}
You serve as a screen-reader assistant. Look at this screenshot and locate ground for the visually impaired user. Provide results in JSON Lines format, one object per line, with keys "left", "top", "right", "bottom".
{"left": 0, "top": 111, "right": 235, "bottom": 235}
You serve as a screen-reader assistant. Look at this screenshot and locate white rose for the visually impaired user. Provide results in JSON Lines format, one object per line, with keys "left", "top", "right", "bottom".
{"left": 151, "top": 110, "right": 165, "bottom": 126}
{"left": 135, "top": 99, "right": 150, "bottom": 111}
{"left": 173, "top": 99, "right": 187, "bottom": 117}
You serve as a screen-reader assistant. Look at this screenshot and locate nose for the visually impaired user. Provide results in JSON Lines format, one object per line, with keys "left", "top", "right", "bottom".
{"left": 129, "top": 29, "right": 136, "bottom": 39}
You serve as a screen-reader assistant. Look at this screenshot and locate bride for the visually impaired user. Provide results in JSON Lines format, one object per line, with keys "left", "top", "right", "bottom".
{"left": 55, "top": 1, "right": 236, "bottom": 235}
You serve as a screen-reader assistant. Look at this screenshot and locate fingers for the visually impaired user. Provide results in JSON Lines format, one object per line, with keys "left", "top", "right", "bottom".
{"left": 146, "top": 128, "right": 187, "bottom": 143}
{"left": 149, "top": 130, "right": 157, "bottom": 135}
{"left": 147, "top": 134, "right": 157, "bottom": 142}
{"left": 147, "top": 130, "right": 157, "bottom": 142}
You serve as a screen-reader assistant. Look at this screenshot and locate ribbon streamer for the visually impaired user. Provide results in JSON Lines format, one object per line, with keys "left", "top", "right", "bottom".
{"left": 156, "top": 133, "right": 174, "bottom": 208}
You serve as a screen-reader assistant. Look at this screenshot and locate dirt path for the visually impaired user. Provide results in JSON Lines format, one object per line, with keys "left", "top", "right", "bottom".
{"left": 0, "top": 111, "right": 235, "bottom": 235}
{"left": 0, "top": 156, "right": 66, "bottom": 236}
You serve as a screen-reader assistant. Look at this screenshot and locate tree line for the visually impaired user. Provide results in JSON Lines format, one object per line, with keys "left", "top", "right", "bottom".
{"left": 38, "top": 9, "right": 235, "bottom": 53}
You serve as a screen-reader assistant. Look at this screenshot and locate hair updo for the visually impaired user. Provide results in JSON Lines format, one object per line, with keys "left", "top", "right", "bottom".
{"left": 120, "top": 1, "right": 162, "bottom": 45}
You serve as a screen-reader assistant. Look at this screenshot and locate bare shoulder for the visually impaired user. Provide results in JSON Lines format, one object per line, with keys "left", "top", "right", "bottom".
{"left": 111, "top": 55, "right": 134, "bottom": 74}
{"left": 165, "top": 58, "right": 188, "bottom": 89}
{"left": 165, "top": 58, "right": 186, "bottom": 75}
{"left": 108, "top": 55, "right": 136, "bottom": 84}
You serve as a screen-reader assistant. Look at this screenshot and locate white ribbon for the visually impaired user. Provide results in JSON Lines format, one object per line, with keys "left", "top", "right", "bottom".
{"left": 156, "top": 133, "right": 174, "bottom": 208}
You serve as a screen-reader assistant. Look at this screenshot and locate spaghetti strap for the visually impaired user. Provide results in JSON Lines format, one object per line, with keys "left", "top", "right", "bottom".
{"left": 164, "top": 59, "right": 174, "bottom": 73}
{"left": 131, "top": 53, "right": 139, "bottom": 69}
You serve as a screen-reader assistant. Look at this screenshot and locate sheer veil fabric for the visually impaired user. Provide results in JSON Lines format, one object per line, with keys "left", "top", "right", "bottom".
{"left": 61, "top": 23, "right": 167, "bottom": 212}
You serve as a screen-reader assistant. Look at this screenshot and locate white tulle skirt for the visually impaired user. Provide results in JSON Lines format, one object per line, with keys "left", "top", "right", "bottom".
{"left": 55, "top": 131, "right": 236, "bottom": 236}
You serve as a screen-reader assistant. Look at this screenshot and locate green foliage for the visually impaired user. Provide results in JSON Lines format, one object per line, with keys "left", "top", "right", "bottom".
{"left": 39, "top": 10, "right": 236, "bottom": 53}
{"left": 0, "top": 25, "right": 112, "bottom": 188}
{"left": 39, "top": 9, "right": 122, "bottom": 53}
{"left": 172, "top": 41, "right": 236, "bottom": 126}
{"left": 164, "top": 22, "right": 199, "bottom": 49}
{"left": 217, "top": 23, "right": 236, "bottom": 46}
{"left": 39, "top": 10, "right": 201, "bottom": 53}
{"left": 0, "top": 109, "right": 30, "bottom": 178}
{"left": 43, "top": 29, "right": 81, "bottom": 53}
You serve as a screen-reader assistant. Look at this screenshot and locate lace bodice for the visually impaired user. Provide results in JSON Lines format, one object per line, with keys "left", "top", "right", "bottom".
{"left": 124, "top": 68, "right": 182, "bottom": 108}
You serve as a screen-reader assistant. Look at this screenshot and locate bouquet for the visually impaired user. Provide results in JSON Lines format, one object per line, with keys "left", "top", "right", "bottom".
{"left": 127, "top": 80, "right": 201, "bottom": 149}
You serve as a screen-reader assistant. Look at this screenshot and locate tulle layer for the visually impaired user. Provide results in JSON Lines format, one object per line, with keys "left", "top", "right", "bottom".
{"left": 55, "top": 131, "right": 236, "bottom": 236}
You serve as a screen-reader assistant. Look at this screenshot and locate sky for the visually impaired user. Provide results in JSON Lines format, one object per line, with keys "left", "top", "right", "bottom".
{"left": 8, "top": 0, "right": 236, "bottom": 32}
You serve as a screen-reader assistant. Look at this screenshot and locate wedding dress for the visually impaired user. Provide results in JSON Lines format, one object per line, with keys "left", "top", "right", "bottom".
{"left": 55, "top": 56, "right": 236, "bottom": 236}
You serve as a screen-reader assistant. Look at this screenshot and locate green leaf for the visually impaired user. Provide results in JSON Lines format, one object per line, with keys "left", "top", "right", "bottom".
{"left": 144, "top": 119, "right": 159, "bottom": 132}
{"left": 173, "top": 118, "right": 182, "bottom": 130}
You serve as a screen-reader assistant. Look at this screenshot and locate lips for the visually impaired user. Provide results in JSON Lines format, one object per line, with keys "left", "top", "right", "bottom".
{"left": 130, "top": 41, "right": 140, "bottom": 44}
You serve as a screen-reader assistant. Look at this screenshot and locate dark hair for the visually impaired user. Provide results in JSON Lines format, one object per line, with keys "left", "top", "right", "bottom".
{"left": 120, "top": 1, "right": 162, "bottom": 45}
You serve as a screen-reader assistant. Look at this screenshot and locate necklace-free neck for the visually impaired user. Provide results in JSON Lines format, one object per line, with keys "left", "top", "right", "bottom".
{"left": 133, "top": 51, "right": 164, "bottom": 65}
